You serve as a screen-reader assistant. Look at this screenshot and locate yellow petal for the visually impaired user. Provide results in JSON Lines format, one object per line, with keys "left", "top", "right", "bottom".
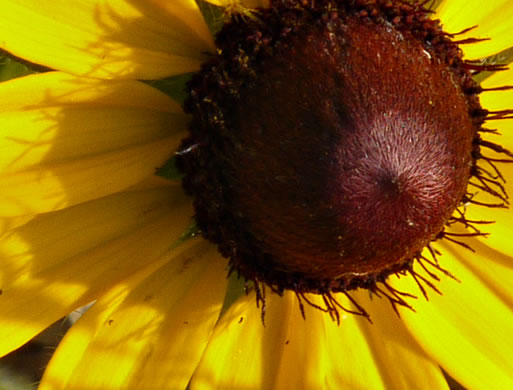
{"left": 191, "top": 290, "right": 446, "bottom": 390}
{"left": 1, "top": 181, "right": 177, "bottom": 286}
{"left": 480, "top": 66, "right": 513, "bottom": 113}
{"left": 0, "top": 72, "right": 180, "bottom": 113}
{"left": 480, "top": 69, "right": 513, "bottom": 149}
{"left": 481, "top": 64, "right": 513, "bottom": 89}
{"left": 204, "top": 0, "right": 270, "bottom": 8}
{"left": 0, "top": 0, "right": 214, "bottom": 79}
{"left": 0, "top": 186, "right": 192, "bottom": 357}
{"left": 191, "top": 291, "right": 328, "bottom": 390}
{"left": 464, "top": 203, "right": 513, "bottom": 256}
{"left": 324, "top": 291, "right": 448, "bottom": 390}
{"left": 0, "top": 137, "right": 180, "bottom": 218}
{"left": 39, "top": 240, "right": 228, "bottom": 390}
{"left": 0, "top": 215, "right": 34, "bottom": 238}
{"left": 481, "top": 118, "right": 513, "bottom": 149}
{"left": 454, "top": 238, "right": 513, "bottom": 310}
{"left": 392, "top": 241, "right": 513, "bottom": 389}
{"left": 0, "top": 72, "right": 187, "bottom": 217}
{"left": 460, "top": 67, "right": 513, "bottom": 253}
{"left": 462, "top": 162, "right": 513, "bottom": 255}
{"left": 462, "top": 77, "right": 513, "bottom": 253}
{"left": 435, "top": 0, "right": 513, "bottom": 59}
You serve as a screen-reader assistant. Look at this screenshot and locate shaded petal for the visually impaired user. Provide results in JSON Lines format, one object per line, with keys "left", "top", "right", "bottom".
{"left": 0, "top": 0, "right": 214, "bottom": 79}
{"left": 0, "top": 215, "right": 34, "bottom": 238}
{"left": 0, "top": 185, "right": 192, "bottom": 357}
{"left": 191, "top": 290, "right": 446, "bottom": 390}
{"left": 392, "top": 242, "right": 513, "bottom": 389}
{"left": 0, "top": 72, "right": 186, "bottom": 217}
{"left": 39, "top": 240, "right": 228, "bottom": 390}
{"left": 435, "top": 0, "right": 513, "bottom": 59}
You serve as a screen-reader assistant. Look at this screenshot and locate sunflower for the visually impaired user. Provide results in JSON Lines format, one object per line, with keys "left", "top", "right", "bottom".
{"left": 1, "top": 0, "right": 513, "bottom": 389}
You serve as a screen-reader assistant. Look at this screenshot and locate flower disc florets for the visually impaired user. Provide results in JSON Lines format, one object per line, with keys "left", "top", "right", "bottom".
{"left": 178, "top": 0, "right": 489, "bottom": 306}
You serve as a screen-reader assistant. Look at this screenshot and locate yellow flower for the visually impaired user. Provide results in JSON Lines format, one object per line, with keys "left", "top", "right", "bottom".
{"left": 1, "top": 0, "right": 513, "bottom": 389}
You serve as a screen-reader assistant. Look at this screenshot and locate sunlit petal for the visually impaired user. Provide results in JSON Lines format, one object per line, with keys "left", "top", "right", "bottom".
{"left": 191, "top": 290, "right": 446, "bottom": 390}
{"left": 39, "top": 240, "right": 228, "bottom": 390}
{"left": 0, "top": 0, "right": 214, "bottom": 79}
{"left": 393, "top": 242, "right": 513, "bottom": 389}
{"left": 435, "top": 0, "right": 513, "bottom": 59}
{"left": 0, "top": 72, "right": 186, "bottom": 217}
{"left": 191, "top": 291, "right": 328, "bottom": 390}
{"left": 325, "top": 291, "right": 449, "bottom": 390}
{"left": 0, "top": 186, "right": 192, "bottom": 357}
{"left": 462, "top": 68, "right": 513, "bottom": 256}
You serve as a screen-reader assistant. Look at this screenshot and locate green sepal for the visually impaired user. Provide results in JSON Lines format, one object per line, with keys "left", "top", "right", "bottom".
{"left": 155, "top": 156, "right": 183, "bottom": 181}
{"left": 196, "top": 0, "right": 225, "bottom": 36}
{"left": 167, "top": 221, "right": 201, "bottom": 252}
{"left": 473, "top": 46, "right": 513, "bottom": 84}
{"left": 219, "top": 272, "right": 248, "bottom": 316}
{"left": 145, "top": 1, "right": 225, "bottom": 102}
{"left": 0, "top": 52, "right": 38, "bottom": 82}
{"left": 144, "top": 73, "right": 192, "bottom": 105}
{"left": 180, "top": 221, "right": 200, "bottom": 242}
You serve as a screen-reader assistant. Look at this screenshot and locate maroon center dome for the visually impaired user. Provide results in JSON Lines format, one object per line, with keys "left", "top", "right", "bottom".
{"left": 179, "top": 0, "right": 480, "bottom": 295}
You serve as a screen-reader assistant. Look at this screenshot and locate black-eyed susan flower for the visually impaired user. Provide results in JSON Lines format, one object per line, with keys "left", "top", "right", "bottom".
{"left": 1, "top": 0, "right": 513, "bottom": 389}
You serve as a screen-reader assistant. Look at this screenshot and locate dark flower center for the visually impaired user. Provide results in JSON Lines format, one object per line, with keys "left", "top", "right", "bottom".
{"left": 178, "top": 0, "right": 500, "bottom": 314}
